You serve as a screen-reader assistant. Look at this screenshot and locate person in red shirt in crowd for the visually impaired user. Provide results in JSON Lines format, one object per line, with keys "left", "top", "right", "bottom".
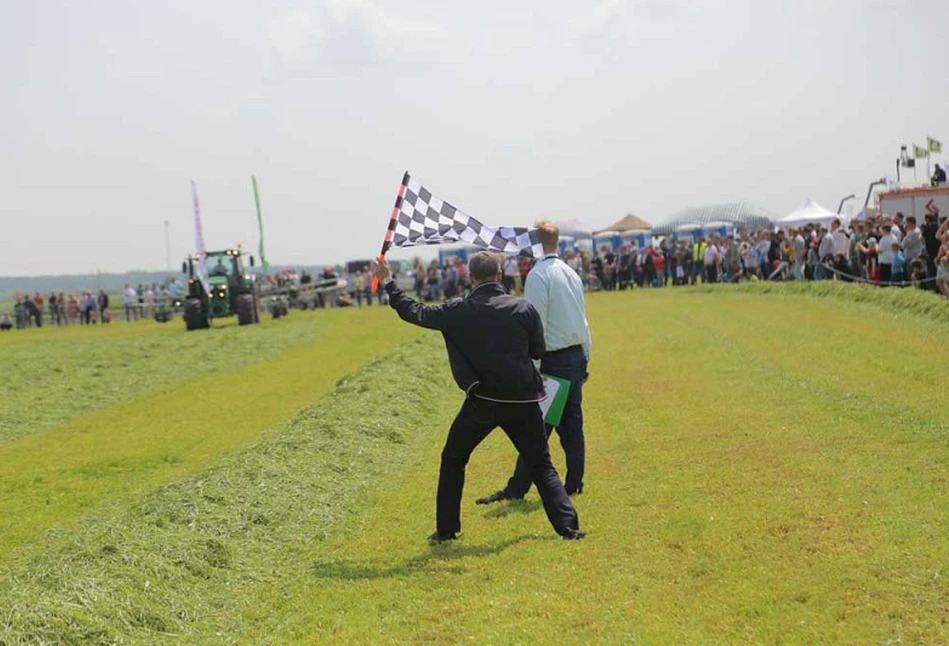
{"left": 650, "top": 246, "right": 666, "bottom": 287}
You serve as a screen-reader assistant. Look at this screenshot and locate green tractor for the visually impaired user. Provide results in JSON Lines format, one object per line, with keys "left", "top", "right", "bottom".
{"left": 181, "top": 248, "right": 260, "bottom": 330}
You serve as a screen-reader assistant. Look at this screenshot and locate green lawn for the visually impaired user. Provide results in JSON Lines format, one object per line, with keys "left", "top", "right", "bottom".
{"left": 2, "top": 286, "right": 949, "bottom": 642}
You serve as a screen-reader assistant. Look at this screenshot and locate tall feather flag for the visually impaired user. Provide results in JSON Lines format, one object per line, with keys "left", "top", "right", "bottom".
{"left": 371, "top": 172, "right": 544, "bottom": 292}
{"left": 251, "top": 175, "right": 270, "bottom": 271}
{"left": 914, "top": 144, "right": 929, "bottom": 159}
{"left": 190, "top": 180, "right": 210, "bottom": 293}
{"left": 929, "top": 137, "right": 944, "bottom": 154}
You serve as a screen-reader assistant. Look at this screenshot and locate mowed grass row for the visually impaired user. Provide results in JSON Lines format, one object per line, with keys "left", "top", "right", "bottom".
{"left": 1, "top": 316, "right": 329, "bottom": 443}
{"left": 3, "top": 286, "right": 949, "bottom": 641}
{"left": 0, "top": 336, "right": 456, "bottom": 643}
{"left": 0, "top": 307, "right": 416, "bottom": 558}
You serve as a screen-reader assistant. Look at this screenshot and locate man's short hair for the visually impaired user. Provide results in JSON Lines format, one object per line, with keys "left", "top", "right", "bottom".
{"left": 468, "top": 251, "right": 502, "bottom": 283}
{"left": 907, "top": 216, "right": 917, "bottom": 225}
{"left": 534, "top": 220, "right": 560, "bottom": 250}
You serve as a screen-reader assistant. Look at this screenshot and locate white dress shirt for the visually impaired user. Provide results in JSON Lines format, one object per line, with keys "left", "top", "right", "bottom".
{"left": 524, "top": 254, "right": 592, "bottom": 360}
{"left": 879, "top": 232, "right": 898, "bottom": 264}
{"left": 832, "top": 229, "right": 850, "bottom": 257}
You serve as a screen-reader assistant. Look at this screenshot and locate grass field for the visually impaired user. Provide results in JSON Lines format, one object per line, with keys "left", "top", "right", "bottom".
{"left": 2, "top": 286, "right": 949, "bottom": 642}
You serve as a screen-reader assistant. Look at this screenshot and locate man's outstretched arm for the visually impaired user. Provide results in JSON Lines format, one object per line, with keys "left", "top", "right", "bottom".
{"left": 375, "top": 259, "right": 453, "bottom": 331}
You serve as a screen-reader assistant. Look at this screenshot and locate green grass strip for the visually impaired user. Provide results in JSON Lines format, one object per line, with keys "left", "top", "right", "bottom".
{"left": 691, "top": 280, "right": 949, "bottom": 322}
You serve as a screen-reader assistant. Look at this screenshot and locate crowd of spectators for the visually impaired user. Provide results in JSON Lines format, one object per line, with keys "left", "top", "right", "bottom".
{"left": 6, "top": 215, "right": 948, "bottom": 333}
{"left": 2, "top": 280, "right": 185, "bottom": 332}
{"left": 568, "top": 212, "right": 949, "bottom": 295}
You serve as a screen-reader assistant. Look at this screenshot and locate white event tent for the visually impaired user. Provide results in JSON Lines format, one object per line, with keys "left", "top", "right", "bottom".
{"left": 774, "top": 199, "right": 845, "bottom": 228}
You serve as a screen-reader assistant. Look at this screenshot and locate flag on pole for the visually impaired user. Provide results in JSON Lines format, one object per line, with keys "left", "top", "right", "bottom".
{"left": 914, "top": 144, "right": 929, "bottom": 159}
{"left": 190, "top": 180, "right": 210, "bottom": 293}
{"left": 382, "top": 173, "right": 544, "bottom": 257}
{"left": 251, "top": 175, "right": 270, "bottom": 271}
{"left": 929, "top": 137, "right": 944, "bottom": 154}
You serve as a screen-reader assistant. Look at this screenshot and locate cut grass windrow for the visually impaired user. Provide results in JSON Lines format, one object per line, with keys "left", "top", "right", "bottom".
{"left": 0, "top": 308, "right": 415, "bottom": 558}
{"left": 0, "top": 335, "right": 454, "bottom": 644}
{"left": 0, "top": 316, "right": 328, "bottom": 443}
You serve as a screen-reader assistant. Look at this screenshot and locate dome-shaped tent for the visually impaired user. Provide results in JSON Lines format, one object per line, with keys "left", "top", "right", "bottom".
{"left": 652, "top": 202, "right": 774, "bottom": 235}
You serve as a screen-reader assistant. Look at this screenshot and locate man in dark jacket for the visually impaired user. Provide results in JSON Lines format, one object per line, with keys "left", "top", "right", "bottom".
{"left": 374, "top": 252, "right": 583, "bottom": 542}
{"left": 97, "top": 290, "right": 110, "bottom": 323}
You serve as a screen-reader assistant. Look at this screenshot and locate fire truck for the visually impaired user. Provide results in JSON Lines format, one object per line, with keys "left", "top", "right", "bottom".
{"left": 877, "top": 185, "right": 949, "bottom": 221}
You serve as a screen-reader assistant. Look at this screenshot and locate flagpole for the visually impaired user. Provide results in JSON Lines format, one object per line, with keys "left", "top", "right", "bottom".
{"left": 190, "top": 180, "right": 209, "bottom": 294}
{"left": 371, "top": 171, "right": 411, "bottom": 293}
{"left": 252, "top": 175, "right": 269, "bottom": 271}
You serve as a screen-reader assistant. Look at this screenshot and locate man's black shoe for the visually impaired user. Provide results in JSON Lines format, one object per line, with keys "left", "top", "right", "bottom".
{"left": 427, "top": 531, "right": 458, "bottom": 543}
{"left": 475, "top": 490, "right": 511, "bottom": 505}
{"left": 565, "top": 487, "right": 583, "bottom": 497}
{"left": 562, "top": 529, "right": 586, "bottom": 540}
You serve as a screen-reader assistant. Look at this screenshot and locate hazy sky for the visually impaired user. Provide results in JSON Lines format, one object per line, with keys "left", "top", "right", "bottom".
{"left": 3, "top": 0, "right": 948, "bottom": 276}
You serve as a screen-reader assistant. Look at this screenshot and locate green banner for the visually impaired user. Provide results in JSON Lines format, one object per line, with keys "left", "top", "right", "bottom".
{"left": 252, "top": 175, "right": 270, "bottom": 271}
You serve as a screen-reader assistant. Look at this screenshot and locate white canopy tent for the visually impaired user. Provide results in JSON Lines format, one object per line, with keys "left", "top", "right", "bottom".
{"left": 775, "top": 199, "right": 845, "bottom": 228}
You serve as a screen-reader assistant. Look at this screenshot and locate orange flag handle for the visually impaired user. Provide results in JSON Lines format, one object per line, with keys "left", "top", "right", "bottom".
{"left": 372, "top": 171, "right": 411, "bottom": 294}
{"left": 371, "top": 253, "right": 386, "bottom": 293}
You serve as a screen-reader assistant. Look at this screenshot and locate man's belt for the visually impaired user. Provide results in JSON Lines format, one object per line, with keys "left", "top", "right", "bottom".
{"left": 546, "top": 344, "right": 581, "bottom": 357}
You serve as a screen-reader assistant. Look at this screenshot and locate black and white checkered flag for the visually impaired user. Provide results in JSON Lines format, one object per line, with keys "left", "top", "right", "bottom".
{"left": 380, "top": 173, "right": 544, "bottom": 258}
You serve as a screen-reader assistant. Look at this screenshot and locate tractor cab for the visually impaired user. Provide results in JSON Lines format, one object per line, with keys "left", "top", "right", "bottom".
{"left": 205, "top": 250, "right": 246, "bottom": 318}
{"left": 181, "top": 248, "right": 259, "bottom": 330}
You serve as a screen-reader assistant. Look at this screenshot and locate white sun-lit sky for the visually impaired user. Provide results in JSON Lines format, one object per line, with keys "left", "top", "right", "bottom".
{"left": 3, "top": 0, "right": 948, "bottom": 276}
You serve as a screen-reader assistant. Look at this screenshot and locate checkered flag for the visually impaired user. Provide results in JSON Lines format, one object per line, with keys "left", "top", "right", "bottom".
{"left": 380, "top": 173, "right": 544, "bottom": 258}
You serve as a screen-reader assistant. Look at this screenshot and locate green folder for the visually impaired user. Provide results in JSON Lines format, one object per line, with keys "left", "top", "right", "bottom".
{"left": 539, "top": 374, "right": 571, "bottom": 426}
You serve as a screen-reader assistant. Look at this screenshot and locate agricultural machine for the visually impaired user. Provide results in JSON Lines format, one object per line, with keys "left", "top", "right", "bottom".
{"left": 181, "top": 248, "right": 260, "bottom": 330}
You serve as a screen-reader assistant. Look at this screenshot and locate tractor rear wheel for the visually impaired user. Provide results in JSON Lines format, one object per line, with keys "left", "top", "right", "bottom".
{"left": 184, "top": 298, "right": 209, "bottom": 331}
{"left": 237, "top": 294, "right": 256, "bottom": 326}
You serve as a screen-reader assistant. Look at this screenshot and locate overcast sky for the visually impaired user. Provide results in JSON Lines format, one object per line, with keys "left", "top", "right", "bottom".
{"left": 3, "top": 0, "right": 948, "bottom": 276}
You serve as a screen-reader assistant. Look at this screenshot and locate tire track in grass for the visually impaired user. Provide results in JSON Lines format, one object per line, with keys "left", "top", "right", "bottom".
{"left": 0, "top": 309, "right": 417, "bottom": 559}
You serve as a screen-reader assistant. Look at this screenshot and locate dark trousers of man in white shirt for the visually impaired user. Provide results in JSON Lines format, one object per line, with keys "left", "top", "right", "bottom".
{"left": 504, "top": 345, "right": 587, "bottom": 497}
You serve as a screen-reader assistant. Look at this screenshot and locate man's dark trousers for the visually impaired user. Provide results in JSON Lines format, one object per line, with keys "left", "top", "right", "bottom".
{"left": 505, "top": 345, "right": 586, "bottom": 498}
{"left": 438, "top": 398, "right": 579, "bottom": 538}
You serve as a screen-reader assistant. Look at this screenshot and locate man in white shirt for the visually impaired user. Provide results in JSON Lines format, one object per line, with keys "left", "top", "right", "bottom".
{"left": 879, "top": 225, "right": 900, "bottom": 284}
{"left": 123, "top": 284, "right": 138, "bottom": 322}
{"left": 703, "top": 237, "right": 720, "bottom": 283}
{"left": 477, "top": 221, "right": 592, "bottom": 503}
{"left": 831, "top": 219, "right": 850, "bottom": 259}
{"left": 816, "top": 226, "right": 835, "bottom": 279}
{"left": 792, "top": 229, "right": 806, "bottom": 281}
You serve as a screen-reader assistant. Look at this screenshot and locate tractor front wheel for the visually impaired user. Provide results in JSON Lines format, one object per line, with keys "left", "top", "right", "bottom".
{"left": 237, "top": 293, "right": 256, "bottom": 326}
{"left": 184, "top": 298, "right": 209, "bottom": 331}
